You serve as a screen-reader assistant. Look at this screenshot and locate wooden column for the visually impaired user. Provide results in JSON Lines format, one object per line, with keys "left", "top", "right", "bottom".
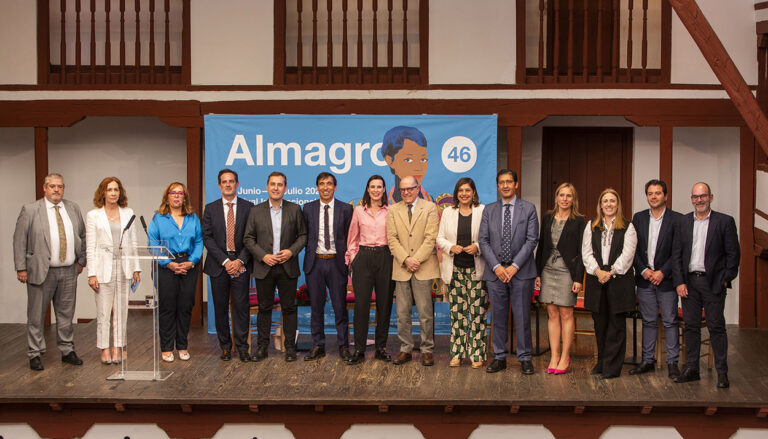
{"left": 660, "top": 126, "right": 673, "bottom": 205}
{"left": 739, "top": 126, "right": 756, "bottom": 328}
{"left": 507, "top": 126, "right": 523, "bottom": 195}
{"left": 186, "top": 127, "right": 203, "bottom": 327}
{"left": 34, "top": 127, "right": 52, "bottom": 326}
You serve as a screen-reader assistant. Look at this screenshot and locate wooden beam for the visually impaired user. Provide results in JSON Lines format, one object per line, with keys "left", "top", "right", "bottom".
{"left": 516, "top": 0, "right": 526, "bottom": 84}
{"left": 660, "top": 126, "right": 673, "bottom": 206}
{"left": 668, "top": 0, "right": 768, "bottom": 156}
{"left": 186, "top": 127, "right": 203, "bottom": 327}
{"left": 739, "top": 126, "right": 757, "bottom": 328}
{"left": 34, "top": 127, "right": 48, "bottom": 200}
{"left": 507, "top": 126, "right": 523, "bottom": 195}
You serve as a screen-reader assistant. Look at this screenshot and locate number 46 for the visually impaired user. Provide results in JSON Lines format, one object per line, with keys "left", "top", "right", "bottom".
{"left": 447, "top": 146, "right": 471, "bottom": 162}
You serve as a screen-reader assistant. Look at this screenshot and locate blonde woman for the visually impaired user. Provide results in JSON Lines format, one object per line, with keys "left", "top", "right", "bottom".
{"left": 86, "top": 177, "right": 141, "bottom": 365}
{"left": 581, "top": 188, "right": 637, "bottom": 379}
{"left": 534, "top": 183, "right": 585, "bottom": 375}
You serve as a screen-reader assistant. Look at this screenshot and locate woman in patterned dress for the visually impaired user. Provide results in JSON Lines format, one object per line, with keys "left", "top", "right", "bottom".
{"left": 535, "top": 182, "right": 585, "bottom": 375}
{"left": 436, "top": 178, "right": 487, "bottom": 368}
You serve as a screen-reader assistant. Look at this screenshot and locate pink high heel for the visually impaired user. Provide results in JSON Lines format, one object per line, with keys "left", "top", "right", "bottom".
{"left": 554, "top": 358, "right": 571, "bottom": 375}
{"left": 547, "top": 367, "right": 556, "bottom": 374}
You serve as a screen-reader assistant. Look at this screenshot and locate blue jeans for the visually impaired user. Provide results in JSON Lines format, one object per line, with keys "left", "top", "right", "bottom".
{"left": 636, "top": 284, "right": 679, "bottom": 364}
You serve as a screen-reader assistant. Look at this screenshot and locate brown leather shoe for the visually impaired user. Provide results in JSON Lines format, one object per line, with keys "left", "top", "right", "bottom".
{"left": 421, "top": 352, "right": 434, "bottom": 366}
{"left": 392, "top": 352, "right": 412, "bottom": 365}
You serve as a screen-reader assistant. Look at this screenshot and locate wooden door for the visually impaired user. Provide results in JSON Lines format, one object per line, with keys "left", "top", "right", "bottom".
{"left": 541, "top": 127, "right": 633, "bottom": 222}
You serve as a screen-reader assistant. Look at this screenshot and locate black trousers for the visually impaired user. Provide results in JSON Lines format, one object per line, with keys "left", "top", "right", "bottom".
{"left": 210, "top": 269, "right": 251, "bottom": 353}
{"left": 254, "top": 265, "right": 297, "bottom": 352}
{"left": 350, "top": 246, "right": 394, "bottom": 351}
{"left": 592, "top": 284, "right": 627, "bottom": 377}
{"left": 682, "top": 274, "right": 728, "bottom": 373}
{"left": 158, "top": 265, "right": 199, "bottom": 352}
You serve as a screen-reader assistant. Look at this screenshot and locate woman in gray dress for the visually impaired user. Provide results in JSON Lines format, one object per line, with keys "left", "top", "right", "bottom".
{"left": 535, "top": 182, "right": 585, "bottom": 374}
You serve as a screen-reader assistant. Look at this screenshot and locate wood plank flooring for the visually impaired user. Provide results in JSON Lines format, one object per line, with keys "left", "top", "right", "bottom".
{"left": 1, "top": 313, "right": 767, "bottom": 408}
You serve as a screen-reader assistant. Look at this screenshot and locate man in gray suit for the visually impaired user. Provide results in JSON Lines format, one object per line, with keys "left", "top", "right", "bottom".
{"left": 478, "top": 169, "right": 539, "bottom": 374}
{"left": 13, "top": 173, "right": 86, "bottom": 371}
{"left": 244, "top": 171, "right": 307, "bottom": 362}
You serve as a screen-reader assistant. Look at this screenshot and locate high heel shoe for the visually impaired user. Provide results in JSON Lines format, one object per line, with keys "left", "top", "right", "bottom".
{"left": 449, "top": 357, "right": 461, "bottom": 367}
{"left": 554, "top": 358, "right": 571, "bottom": 375}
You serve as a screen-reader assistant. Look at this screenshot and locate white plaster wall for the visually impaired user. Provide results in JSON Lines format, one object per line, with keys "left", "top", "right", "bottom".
{"left": 0, "top": 0, "right": 36, "bottom": 84}
{"left": 672, "top": 127, "right": 741, "bottom": 323}
{"left": 190, "top": 0, "right": 273, "bottom": 85}
{"left": 671, "top": 0, "right": 758, "bottom": 85}
{"left": 43, "top": 117, "right": 187, "bottom": 321}
{"left": 0, "top": 128, "right": 36, "bottom": 323}
{"left": 633, "top": 127, "right": 662, "bottom": 210}
{"left": 430, "top": 0, "right": 516, "bottom": 84}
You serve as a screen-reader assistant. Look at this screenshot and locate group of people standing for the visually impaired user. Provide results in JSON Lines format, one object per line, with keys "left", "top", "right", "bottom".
{"left": 13, "top": 169, "right": 740, "bottom": 390}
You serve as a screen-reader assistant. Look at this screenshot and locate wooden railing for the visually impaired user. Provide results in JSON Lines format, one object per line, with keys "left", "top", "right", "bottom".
{"left": 37, "top": 0, "right": 190, "bottom": 86}
{"left": 518, "top": 0, "right": 671, "bottom": 85}
{"left": 275, "top": 0, "right": 428, "bottom": 87}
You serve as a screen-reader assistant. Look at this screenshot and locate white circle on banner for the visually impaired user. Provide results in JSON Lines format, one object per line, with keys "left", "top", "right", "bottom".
{"left": 441, "top": 136, "right": 477, "bottom": 173}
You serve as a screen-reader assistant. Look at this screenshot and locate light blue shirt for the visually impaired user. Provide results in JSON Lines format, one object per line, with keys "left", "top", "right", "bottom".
{"left": 270, "top": 201, "right": 283, "bottom": 255}
{"left": 147, "top": 212, "right": 203, "bottom": 267}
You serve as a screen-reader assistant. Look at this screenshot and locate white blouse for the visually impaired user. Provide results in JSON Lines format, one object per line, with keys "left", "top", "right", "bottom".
{"left": 581, "top": 219, "right": 637, "bottom": 276}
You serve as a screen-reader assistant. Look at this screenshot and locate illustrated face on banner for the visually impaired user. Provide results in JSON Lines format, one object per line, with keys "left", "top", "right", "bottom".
{"left": 385, "top": 139, "right": 429, "bottom": 185}
{"left": 267, "top": 175, "right": 287, "bottom": 203}
{"left": 317, "top": 176, "right": 336, "bottom": 203}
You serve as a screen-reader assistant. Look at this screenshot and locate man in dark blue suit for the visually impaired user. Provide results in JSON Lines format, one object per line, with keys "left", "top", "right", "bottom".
{"left": 630, "top": 179, "right": 682, "bottom": 379}
{"left": 202, "top": 169, "right": 254, "bottom": 362}
{"left": 478, "top": 169, "right": 539, "bottom": 374}
{"left": 302, "top": 172, "right": 354, "bottom": 361}
{"left": 672, "top": 182, "right": 740, "bottom": 388}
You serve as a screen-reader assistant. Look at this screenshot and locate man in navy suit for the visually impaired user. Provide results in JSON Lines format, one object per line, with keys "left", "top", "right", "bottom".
{"left": 302, "top": 172, "right": 354, "bottom": 361}
{"left": 202, "top": 169, "right": 254, "bottom": 362}
{"left": 478, "top": 169, "right": 539, "bottom": 374}
{"left": 672, "top": 182, "right": 740, "bottom": 388}
{"left": 630, "top": 179, "right": 682, "bottom": 379}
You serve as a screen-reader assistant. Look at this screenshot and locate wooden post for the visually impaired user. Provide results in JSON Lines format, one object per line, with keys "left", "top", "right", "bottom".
{"left": 668, "top": 0, "right": 768, "bottom": 156}
{"left": 186, "top": 127, "right": 203, "bottom": 326}
{"left": 660, "top": 126, "right": 673, "bottom": 206}
{"left": 35, "top": 127, "right": 52, "bottom": 326}
{"left": 739, "top": 126, "right": 756, "bottom": 328}
{"left": 507, "top": 126, "right": 523, "bottom": 196}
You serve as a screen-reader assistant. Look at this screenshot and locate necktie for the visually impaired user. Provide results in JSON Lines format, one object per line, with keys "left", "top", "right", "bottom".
{"left": 54, "top": 205, "right": 66, "bottom": 263}
{"left": 407, "top": 203, "right": 413, "bottom": 223}
{"left": 226, "top": 202, "right": 235, "bottom": 251}
{"left": 500, "top": 204, "right": 512, "bottom": 263}
{"left": 323, "top": 204, "right": 331, "bottom": 250}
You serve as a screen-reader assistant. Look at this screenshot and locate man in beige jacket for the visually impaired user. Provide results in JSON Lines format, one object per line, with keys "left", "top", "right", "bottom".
{"left": 386, "top": 175, "right": 440, "bottom": 366}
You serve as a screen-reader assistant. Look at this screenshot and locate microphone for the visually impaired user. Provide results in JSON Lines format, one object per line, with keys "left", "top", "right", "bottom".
{"left": 123, "top": 215, "right": 136, "bottom": 233}
{"left": 140, "top": 216, "right": 148, "bottom": 235}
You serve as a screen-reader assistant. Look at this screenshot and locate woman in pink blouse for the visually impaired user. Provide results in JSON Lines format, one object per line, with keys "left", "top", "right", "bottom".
{"left": 345, "top": 175, "right": 395, "bottom": 365}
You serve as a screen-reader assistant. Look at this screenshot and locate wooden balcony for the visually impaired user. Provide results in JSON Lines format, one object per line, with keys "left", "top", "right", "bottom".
{"left": 37, "top": 0, "right": 190, "bottom": 86}
{"left": 274, "top": 0, "right": 428, "bottom": 87}
{"left": 517, "top": 0, "right": 671, "bottom": 85}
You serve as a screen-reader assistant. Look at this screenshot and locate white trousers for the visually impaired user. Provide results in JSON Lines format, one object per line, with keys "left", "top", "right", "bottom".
{"left": 95, "top": 269, "right": 129, "bottom": 349}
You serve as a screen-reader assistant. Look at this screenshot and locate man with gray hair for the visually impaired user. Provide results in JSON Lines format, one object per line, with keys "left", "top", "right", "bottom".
{"left": 14, "top": 173, "right": 86, "bottom": 371}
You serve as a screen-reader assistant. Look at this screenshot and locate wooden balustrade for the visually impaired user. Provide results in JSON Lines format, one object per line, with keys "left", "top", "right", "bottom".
{"left": 38, "top": 0, "right": 189, "bottom": 86}
{"left": 520, "top": 0, "right": 670, "bottom": 85}
{"left": 276, "top": 0, "right": 427, "bottom": 87}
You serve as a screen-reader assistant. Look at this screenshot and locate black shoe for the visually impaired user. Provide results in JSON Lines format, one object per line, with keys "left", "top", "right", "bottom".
{"left": 304, "top": 345, "right": 325, "bottom": 361}
{"left": 346, "top": 350, "right": 365, "bottom": 365}
{"left": 339, "top": 346, "right": 352, "bottom": 361}
{"left": 29, "top": 356, "right": 44, "bottom": 371}
{"left": 61, "top": 351, "right": 83, "bottom": 366}
{"left": 667, "top": 363, "right": 681, "bottom": 379}
{"left": 486, "top": 359, "right": 507, "bottom": 374}
{"left": 220, "top": 349, "right": 232, "bottom": 361}
{"left": 629, "top": 361, "right": 654, "bottom": 375}
{"left": 717, "top": 373, "right": 730, "bottom": 388}
{"left": 285, "top": 349, "right": 297, "bottom": 362}
{"left": 674, "top": 367, "right": 700, "bottom": 383}
{"left": 520, "top": 360, "right": 534, "bottom": 375}
{"left": 374, "top": 349, "right": 392, "bottom": 362}
{"left": 590, "top": 363, "right": 603, "bottom": 375}
{"left": 250, "top": 347, "right": 268, "bottom": 362}
{"left": 238, "top": 351, "right": 250, "bottom": 363}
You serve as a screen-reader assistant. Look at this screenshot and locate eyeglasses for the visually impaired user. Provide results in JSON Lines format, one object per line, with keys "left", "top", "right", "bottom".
{"left": 690, "top": 194, "right": 709, "bottom": 201}
{"left": 169, "top": 191, "right": 186, "bottom": 197}
{"left": 399, "top": 185, "right": 419, "bottom": 193}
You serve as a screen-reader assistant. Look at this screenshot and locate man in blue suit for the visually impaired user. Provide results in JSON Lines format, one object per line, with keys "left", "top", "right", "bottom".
{"left": 630, "top": 179, "right": 682, "bottom": 379}
{"left": 202, "top": 169, "right": 254, "bottom": 363}
{"left": 303, "top": 172, "right": 354, "bottom": 361}
{"left": 478, "top": 169, "right": 539, "bottom": 374}
{"left": 672, "top": 182, "right": 739, "bottom": 388}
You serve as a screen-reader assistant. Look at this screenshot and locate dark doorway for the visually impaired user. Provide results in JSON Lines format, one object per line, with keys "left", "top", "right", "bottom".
{"left": 541, "top": 127, "right": 633, "bottom": 222}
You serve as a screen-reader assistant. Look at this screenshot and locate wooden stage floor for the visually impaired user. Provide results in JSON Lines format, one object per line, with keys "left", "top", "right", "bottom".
{"left": 1, "top": 313, "right": 768, "bottom": 410}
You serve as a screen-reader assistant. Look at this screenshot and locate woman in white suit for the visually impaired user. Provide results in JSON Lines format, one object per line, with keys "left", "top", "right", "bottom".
{"left": 86, "top": 177, "right": 141, "bottom": 365}
{"left": 436, "top": 177, "right": 487, "bottom": 368}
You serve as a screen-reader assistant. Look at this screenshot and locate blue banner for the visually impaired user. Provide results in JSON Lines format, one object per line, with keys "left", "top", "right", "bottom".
{"left": 203, "top": 114, "right": 498, "bottom": 333}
